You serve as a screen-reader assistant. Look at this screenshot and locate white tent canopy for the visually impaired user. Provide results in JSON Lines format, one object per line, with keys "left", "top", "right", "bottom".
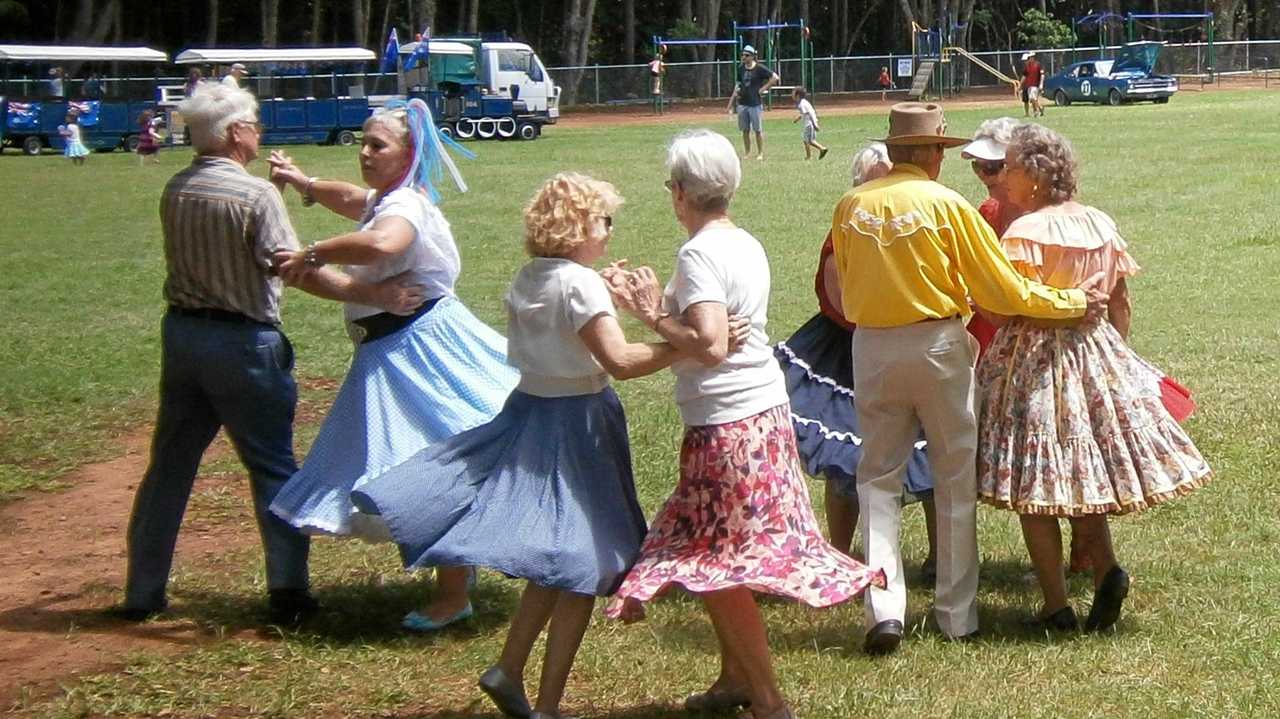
{"left": 175, "top": 48, "right": 376, "bottom": 65}
{"left": 399, "top": 41, "right": 473, "bottom": 56}
{"left": 0, "top": 45, "right": 168, "bottom": 63}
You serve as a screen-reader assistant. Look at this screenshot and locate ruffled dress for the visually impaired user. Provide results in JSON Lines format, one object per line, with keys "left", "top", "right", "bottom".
{"left": 61, "top": 124, "right": 89, "bottom": 158}
{"left": 269, "top": 189, "right": 519, "bottom": 539}
{"left": 976, "top": 204, "right": 1211, "bottom": 516}
{"left": 773, "top": 233, "right": 934, "bottom": 499}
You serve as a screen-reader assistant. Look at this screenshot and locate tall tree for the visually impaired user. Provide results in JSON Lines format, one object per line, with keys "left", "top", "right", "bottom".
{"left": 353, "top": 0, "right": 371, "bottom": 46}
{"left": 467, "top": 0, "right": 480, "bottom": 34}
{"left": 261, "top": 0, "right": 280, "bottom": 47}
{"left": 207, "top": 0, "right": 219, "bottom": 46}
{"left": 309, "top": 0, "right": 324, "bottom": 46}
{"left": 623, "top": 0, "right": 636, "bottom": 64}
{"left": 559, "top": 0, "right": 600, "bottom": 104}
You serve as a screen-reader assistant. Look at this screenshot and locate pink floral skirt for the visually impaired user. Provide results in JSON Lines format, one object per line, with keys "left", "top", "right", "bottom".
{"left": 605, "top": 404, "right": 884, "bottom": 617}
{"left": 977, "top": 316, "right": 1211, "bottom": 517}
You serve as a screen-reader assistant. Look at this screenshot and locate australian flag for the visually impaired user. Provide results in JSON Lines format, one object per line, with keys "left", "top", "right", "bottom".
{"left": 6, "top": 101, "right": 39, "bottom": 130}
{"left": 68, "top": 100, "right": 100, "bottom": 126}
{"left": 404, "top": 27, "right": 431, "bottom": 70}
{"left": 380, "top": 27, "right": 400, "bottom": 74}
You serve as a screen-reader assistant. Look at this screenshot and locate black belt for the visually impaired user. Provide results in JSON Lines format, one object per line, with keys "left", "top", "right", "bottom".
{"left": 169, "top": 305, "right": 275, "bottom": 326}
{"left": 351, "top": 297, "right": 440, "bottom": 344}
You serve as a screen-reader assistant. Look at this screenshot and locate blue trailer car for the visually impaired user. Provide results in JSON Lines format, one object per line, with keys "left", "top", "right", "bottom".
{"left": 0, "top": 44, "right": 168, "bottom": 155}
{"left": 175, "top": 48, "right": 377, "bottom": 146}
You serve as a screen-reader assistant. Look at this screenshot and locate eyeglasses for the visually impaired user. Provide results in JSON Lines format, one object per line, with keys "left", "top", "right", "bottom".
{"left": 236, "top": 120, "right": 264, "bottom": 134}
{"left": 603, "top": 216, "right": 613, "bottom": 231}
{"left": 663, "top": 178, "right": 678, "bottom": 192}
{"left": 971, "top": 160, "right": 1005, "bottom": 176}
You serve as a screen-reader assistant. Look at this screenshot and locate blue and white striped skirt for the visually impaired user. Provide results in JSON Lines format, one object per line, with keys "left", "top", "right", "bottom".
{"left": 270, "top": 296, "right": 519, "bottom": 539}
{"left": 64, "top": 140, "right": 89, "bottom": 158}
{"left": 352, "top": 388, "right": 648, "bottom": 597}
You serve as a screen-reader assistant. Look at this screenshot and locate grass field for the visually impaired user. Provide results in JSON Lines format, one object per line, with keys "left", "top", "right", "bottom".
{"left": 2, "top": 90, "right": 1279, "bottom": 717}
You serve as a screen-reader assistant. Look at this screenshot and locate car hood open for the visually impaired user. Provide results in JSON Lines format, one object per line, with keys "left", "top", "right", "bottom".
{"left": 1113, "top": 41, "right": 1163, "bottom": 75}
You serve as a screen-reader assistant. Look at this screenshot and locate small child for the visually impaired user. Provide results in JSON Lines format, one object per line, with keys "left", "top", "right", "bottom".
{"left": 878, "top": 66, "right": 893, "bottom": 101}
{"left": 792, "top": 86, "right": 828, "bottom": 160}
{"left": 648, "top": 53, "right": 666, "bottom": 115}
{"left": 59, "top": 111, "right": 89, "bottom": 166}
{"left": 136, "top": 110, "right": 162, "bottom": 165}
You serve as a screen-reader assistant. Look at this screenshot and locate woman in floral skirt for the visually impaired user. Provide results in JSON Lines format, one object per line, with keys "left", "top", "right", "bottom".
{"left": 977, "top": 123, "right": 1211, "bottom": 633}
{"left": 606, "top": 130, "right": 883, "bottom": 719}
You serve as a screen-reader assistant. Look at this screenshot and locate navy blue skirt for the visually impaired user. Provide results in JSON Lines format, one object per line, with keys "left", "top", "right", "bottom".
{"left": 775, "top": 313, "right": 934, "bottom": 500}
{"left": 352, "top": 388, "right": 647, "bottom": 597}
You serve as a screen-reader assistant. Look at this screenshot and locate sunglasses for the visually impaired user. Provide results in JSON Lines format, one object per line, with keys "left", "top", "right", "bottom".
{"left": 603, "top": 216, "right": 613, "bottom": 231}
{"left": 971, "top": 160, "right": 1005, "bottom": 176}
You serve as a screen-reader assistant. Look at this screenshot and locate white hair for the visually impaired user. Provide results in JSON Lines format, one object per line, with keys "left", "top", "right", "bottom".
{"left": 850, "top": 142, "right": 891, "bottom": 186}
{"left": 666, "top": 129, "right": 741, "bottom": 212}
{"left": 179, "top": 82, "right": 258, "bottom": 154}
{"left": 971, "top": 116, "right": 1020, "bottom": 147}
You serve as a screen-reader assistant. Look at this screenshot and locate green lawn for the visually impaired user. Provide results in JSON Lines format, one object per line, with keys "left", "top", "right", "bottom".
{"left": 3, "top": 90, "right": 1279, "bottom": 717}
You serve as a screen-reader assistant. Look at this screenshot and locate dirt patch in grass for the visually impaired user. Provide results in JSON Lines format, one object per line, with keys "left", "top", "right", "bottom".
{"left": 0, "top": 428, "right": 260, "bottom": 710}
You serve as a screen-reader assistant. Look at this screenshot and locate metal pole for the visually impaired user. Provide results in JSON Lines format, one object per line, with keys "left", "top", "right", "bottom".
{"left": 594, "top": 64, "right": 600, "bottom": 104}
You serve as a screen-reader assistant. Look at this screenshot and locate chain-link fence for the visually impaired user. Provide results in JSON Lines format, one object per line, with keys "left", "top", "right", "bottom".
{"left": 551, "top": 39, "right": 1280, "bottom": 107}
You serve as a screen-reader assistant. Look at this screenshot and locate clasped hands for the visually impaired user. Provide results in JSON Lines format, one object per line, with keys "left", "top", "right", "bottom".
{"left": 601, "top": 260, "right": 750, "bottom": 352}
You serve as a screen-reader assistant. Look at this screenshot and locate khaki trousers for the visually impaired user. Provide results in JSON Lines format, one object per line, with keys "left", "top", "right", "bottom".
{"left": 852, "top": 318, "right": 980, "bottom": 638}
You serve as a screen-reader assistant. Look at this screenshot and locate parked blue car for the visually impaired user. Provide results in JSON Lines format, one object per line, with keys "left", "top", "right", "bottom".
{"left": 1045, "top": 41, "right": 1178, "bottom": 107}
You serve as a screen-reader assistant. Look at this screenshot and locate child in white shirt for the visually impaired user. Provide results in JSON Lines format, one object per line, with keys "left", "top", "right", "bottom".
{"left": 792, "top": 86, "right": 828, "bottom": 160}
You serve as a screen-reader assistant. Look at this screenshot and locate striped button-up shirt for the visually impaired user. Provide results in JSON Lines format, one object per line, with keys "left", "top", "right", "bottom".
{"left": 160, "top": 156, "right": 300, "bottom": 324}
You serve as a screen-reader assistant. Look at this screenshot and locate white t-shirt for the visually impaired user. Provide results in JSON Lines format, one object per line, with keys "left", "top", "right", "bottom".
{"left": 505, "top": 258, "right": 614, "bottom": 395}
{"left": 61, "top": 124, "right": 82, "bottom": 143}
{"left": 797, "top": 98, "right": 817, "bottom": 128}
{"left": 221, "top": 74, "right": 240, "bottom": 87}
{"left": 343, "top": 187, "right": 461, "bottom": 321}
{"left": 664, "top": 226, "right": 788, "bottom": 426}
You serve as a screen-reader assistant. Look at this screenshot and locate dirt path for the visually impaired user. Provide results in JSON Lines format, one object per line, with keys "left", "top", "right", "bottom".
{"left": 0, "top": 429, "right": 257, "bottom": 710}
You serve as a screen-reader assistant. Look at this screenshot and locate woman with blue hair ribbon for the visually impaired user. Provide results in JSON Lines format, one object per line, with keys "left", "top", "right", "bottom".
{"left": 267, "top": 99, "right": 519, "bottom": 631}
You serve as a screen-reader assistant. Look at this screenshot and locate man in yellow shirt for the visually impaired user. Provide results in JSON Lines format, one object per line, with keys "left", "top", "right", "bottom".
{"left": 830, "top": 102, "right": 1089, "bottom": 654}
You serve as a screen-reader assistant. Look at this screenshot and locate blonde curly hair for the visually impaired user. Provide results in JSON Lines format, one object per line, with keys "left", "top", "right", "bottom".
{"left": 1007, "top": 123, "right": 1079, "bottom": 204}
{"left": 523, "top": 172, "right": 624, "bottom": 258}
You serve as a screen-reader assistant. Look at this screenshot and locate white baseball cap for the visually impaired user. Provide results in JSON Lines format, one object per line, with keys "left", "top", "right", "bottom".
{"left": 230, "top": 62, "right": 249, "bottom": 73}
{"left": 961, "top": 137, "right": 1008, "bottom": 162}
{"left": 742, "top": 45, "right": 757, "bottom": 56}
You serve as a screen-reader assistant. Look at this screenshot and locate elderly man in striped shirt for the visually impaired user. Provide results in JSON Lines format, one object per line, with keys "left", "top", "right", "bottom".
{"left": 117, "top": 83, "right": 423, "bottom": 625}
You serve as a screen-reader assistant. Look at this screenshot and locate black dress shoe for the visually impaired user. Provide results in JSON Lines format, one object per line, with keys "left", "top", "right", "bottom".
{"left": 267, "top": 588, "right": 320, "bottom": 626}
{"left": 1022, "top": 606, "right": 1079, "bottom": 632}
{"left": 1085, "top": 566, "right": 1130, "bottom": 633}
{"left": 864, "top": 619, "right": 904, "bottom": 656}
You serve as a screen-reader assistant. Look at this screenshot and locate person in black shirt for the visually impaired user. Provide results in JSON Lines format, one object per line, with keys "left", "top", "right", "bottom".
{"left": 725, "top": 45, "right": 779, "bottom": 160}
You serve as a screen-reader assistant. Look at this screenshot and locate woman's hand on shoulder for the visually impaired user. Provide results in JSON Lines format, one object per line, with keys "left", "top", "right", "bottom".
{"left": 271, "top": 249, "right": 311, "bottom": 285}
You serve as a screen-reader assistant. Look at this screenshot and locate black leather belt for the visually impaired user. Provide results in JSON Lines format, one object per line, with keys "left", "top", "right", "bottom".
{"left": 169, "top": 305, "right": 274, "bottom": 326}
{"left": 351, "top": 297, "right": 440, "bottom": 344}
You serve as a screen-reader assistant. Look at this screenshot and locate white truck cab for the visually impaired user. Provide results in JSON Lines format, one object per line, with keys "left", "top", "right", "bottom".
{"left": 480, "top": 42, "right": 559, "bottom": 120}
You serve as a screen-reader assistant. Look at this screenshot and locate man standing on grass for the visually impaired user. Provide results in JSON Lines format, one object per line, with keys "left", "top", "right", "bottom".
{"left": 115, "top": 83, "right": 422, "bottom": 625}
{"left": 1020, "top": 52, "right": 1045, "bottom": 117}
{"left": 726, "top": 45, "right": 779, "bottom": 160}
{"left": 829, "top": 102, "right": 1095, "bottom": 655}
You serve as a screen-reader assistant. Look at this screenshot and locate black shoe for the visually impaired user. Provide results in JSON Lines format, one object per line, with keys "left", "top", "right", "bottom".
{"left": 921, "top": 557, "right": 937, "bottom": 585}
{"left": 1022, "top": 606, "right": 1079, "bottom": 633}
{"left": 107, "top": 605, "right": 164, "bottom": 622}
{"left": 267, "top": 588, "right": 320, "bottom": 626}
{"left": 864, "top": 619, "right": 904, "bottom": 656}
{"left": 1084, "top": 566, "right": 1130, "bottom": 633}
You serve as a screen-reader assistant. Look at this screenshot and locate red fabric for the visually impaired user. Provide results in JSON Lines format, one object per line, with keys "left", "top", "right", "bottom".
{"left": 878, "top": 70, "right": 891, "bottom": 88}
{"left": 966, "top": 314, "right": 999, "bottom": 360}
{"left": 1158, "top": 375, "right": 1198, "bottom": 423}
{"left": 1022, "top": 60, "right": 1042, "bottom": 88}
{"left": 814, "top": 232, "right": 856, "bottom": 331}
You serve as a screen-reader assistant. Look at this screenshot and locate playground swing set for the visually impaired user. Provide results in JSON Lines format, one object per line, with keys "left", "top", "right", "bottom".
{"left": 651, "top": 17, "right": 816, "bottom": 110}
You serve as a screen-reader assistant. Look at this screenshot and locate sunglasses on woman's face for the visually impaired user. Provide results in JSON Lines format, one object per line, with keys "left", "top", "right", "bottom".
{"left": 603, "top": 216, "right": 613, "bottom": 231}
{"left": 971, "top": 160, "right": 1005, "bottom": 176}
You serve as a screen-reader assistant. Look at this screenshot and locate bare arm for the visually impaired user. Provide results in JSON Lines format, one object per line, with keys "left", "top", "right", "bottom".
{"left": 268, "top": 150, "right": 369, "bottom": 221}
{"left": 618, "top": 266, "right": 730, "bottom": 367}
{"left": 821, "top": 254, "right": 844, "bottom": 318}
{"left": 1107, "top": 277, "right": 1131, "bottom": 340}
{"left": 274, "top": 215, "right": 415, "bottom": 281}
{"left": 289, "top": 267, "right": 426, "bottom": 315}
{"left": 578, "top": 314, "right": 680, "bottom": 380}
{"left": 761, "top": 72, "right": 781, "bottom": 95}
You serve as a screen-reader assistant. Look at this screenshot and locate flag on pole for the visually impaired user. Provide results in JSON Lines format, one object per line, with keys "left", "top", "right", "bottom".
{"left": 404, "top": 27, "right": 431, "bottom": 70}
{"left": 381, "top": 27, "right": 400, "bottom": 74}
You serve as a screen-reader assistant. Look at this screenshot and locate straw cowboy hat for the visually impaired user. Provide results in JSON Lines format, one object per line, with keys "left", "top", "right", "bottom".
{"left": 876, "top": 102, "right": 969, "bottom": 147}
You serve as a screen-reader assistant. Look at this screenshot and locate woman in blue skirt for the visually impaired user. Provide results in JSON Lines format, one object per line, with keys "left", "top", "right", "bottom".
{"left": 267, "top": 99, "right": 519, "bottom": 628}
{"left": 354, "top": 173, "right": 682, "bottom": 719}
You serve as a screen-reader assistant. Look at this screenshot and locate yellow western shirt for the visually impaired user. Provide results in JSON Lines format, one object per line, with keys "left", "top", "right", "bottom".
{"left": 831, "top": 165, "right": 1086, "bottom": 328}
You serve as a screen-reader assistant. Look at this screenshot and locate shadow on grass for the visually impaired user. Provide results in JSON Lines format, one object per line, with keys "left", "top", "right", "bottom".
{"left": 393, "top": 703, "right": 685, "bottom": 719}
{"left": 0, "top": 591, "right": 217, "bottom": 646}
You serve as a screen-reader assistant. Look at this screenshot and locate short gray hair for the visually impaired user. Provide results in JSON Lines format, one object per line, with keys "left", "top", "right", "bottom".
{"left": 180, "top": 83, "right": 258, "bottom": 154}
{"left": 1007, "top": 123, "right": 1078, "bottom": 204}
{"left": 971, "top": 116, "right": 1020, "bottom": 147}
{"left": 666, "top": 129, "right": 740, "bottom": 213}
{"left": 850, "top": 142, "right": 891, "bottom": 185}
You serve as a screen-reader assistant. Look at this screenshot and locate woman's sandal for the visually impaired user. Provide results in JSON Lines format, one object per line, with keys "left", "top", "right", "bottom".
{"left": 684, "top": 688, "right": 751, "bottom": 712}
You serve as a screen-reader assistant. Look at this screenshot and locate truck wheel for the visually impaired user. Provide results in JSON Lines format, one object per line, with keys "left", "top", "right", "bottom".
{"left": 124, "top": 134, "right": 141, "bottom": 152}
{"left": 335, "top": 130, "right": 357, "bottom": 146}
{"left": 22, "top": 136, "right": 42, "bottom": 155}
{"left": 1154, "top": 96, "right": 1170, "bottom": 104}
{"left": 439, "top": 124, "right": 455, "bottom": 139}
{"left": 1054, "top": 90, "right": 1071, "bottom": 107}
{"left": 455, "top": 118, "right": 476, "bottom": 139}
{"left": 496, "top": 117, "right": 517, "bottom": 139}
{"left": 517, "top": 123, "right": 538, "bottom": 141}
{"left": 1107, "top": 89, "right": 1123, "bottom": 106}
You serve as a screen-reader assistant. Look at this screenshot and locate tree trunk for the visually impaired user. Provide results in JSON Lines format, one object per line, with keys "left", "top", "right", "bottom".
{"left": 467, "top": 0, "right": 479, "bottom": 34}
{"left": 379, "top": 0, "right": 394, "bottom": 45}
{"left": 845, "top": 0, "right": 884, "bottom": 55}
{"left": 418, "top": 0, "right": 435, "bottom": 33}
{"left": 695, "top": 0, "right": 722, "bottom": 96}
{"left": 310, "top": 0, "right": 324, "bottom": 46}
{"left": 261, "top": 0, "right": 280, "bottom": 47}
{"left": 206, "top": 0, "right": 219, "bottom": 46}
{"left": 559, "top": 0, "right": 600, "bottom": 104}
{"left": 623, "top": 0, "right": 636, "bottom": 65}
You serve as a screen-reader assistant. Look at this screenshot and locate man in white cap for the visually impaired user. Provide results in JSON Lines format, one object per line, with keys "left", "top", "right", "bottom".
{"left": 223, "top": 63, "right": 249, "bottom": 88}
{"left": 1019, "top": 52, "right": 1044, "bottom": 117}
{"left": 726, "top": 45, "right": 779, "bottom": 160}
{"left": 828, "top": 102, "right": 1096, "bottom": 655}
